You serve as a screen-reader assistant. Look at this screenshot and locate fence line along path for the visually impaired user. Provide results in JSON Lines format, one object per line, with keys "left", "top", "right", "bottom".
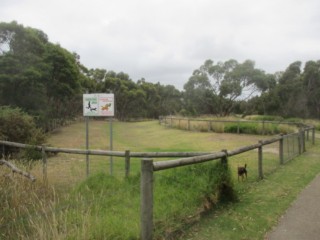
{"left": 0, "top": 123, "right": 315, "bottom": 240}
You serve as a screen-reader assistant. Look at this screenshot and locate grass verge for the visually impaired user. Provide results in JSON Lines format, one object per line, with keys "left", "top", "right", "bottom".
{"left": 181, "top": 141, "right": 320, "bottom": 240}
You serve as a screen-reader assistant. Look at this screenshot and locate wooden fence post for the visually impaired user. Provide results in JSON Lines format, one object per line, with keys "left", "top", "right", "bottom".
{"left": 279, "top": 135, "right": 284, "bottom": 165}
{"left": 1, "top": 142, "right": 4, "bottom": 158}
{"left": 312, "top": 127, "right": 315, "bottom": 145}
{"left": 292, "top": 135, "right": 295, "bottom": 158}
{"left": 237, "top": 121, "right": 240, "bottom": 134}
{"left": 125, "top": 150, "right": 130, "bottom": 178}
{"left": 298, "top": 130, "right": 302, "bottom": 155}
{"left": 141, "top": 159, "right": 154, "bottom": 240}
{"left": 258, "top": 141, "right": 263, "bottom": 179}
{"left": 41, "top": 145, "right": 47, "bottom": 184}
{"left": 208, "top": 121, "right": 211, "bottom": 132}
{"left": 221, "top": 149, "right": 228, "bottom": 170}
{"left": 286, "top": 136, "right": 290, "bottom": 160}
{"left": 302, "top": 129, "right": 306, "bottom": 152}
{"left": 306, "top": 129, "right": 310, "bottom": 141}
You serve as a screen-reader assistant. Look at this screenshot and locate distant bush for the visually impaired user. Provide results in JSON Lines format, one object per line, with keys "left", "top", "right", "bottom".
{"left": 0, "top": 106, "right": 45, "bottom": 159}
{"left": 224, "top": 122, "right": 296, "bottom": 135}
{"left": 224, "top": 122, "right": 259, "bottom": 134}
{"left": 244, "top": 115, "right": 284, "bottom": 121}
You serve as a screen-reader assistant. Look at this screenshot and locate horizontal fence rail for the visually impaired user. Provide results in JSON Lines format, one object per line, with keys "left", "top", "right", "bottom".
{"left": 153, "top": 151, "right": 227, "bottom": 171}
{"left": 0, "top": 126, "right": 315, "bottom": 180}
{"left": 159, "top": 116, "right": 310, "bottom": 135}
{"left": 0, "top": 123, "right": 316, "bottom": 240}
{"left": 159, "top": 116, "right": 305, "bottom": 126}
{"left": 152, "top": 135, "right": 296, "bottom": 171}
{"left": 0, "top": 140, "right": 213, "bottom": 158}
{"left": 142, "top": 126, "right": 315, "bottom": 240}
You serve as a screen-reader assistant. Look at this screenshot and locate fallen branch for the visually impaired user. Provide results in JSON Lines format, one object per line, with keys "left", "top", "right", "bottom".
{"left": 0, "top": 159, "right": 36, "bottom": 182}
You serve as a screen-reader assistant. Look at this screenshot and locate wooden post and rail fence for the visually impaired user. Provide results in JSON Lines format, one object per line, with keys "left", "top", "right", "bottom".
{"left": 159, "top": 116, "right": 306, "bottom": 134}
{"left": 141, "top": 126, "right": 315, "bottom": 239}
{"left": 0, "top": 123, "right": 316, "bottom": 240}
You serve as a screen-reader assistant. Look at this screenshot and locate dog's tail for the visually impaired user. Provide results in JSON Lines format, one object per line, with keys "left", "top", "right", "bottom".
{"left": 244, "top": 164, "right": 247, "bottom": 169}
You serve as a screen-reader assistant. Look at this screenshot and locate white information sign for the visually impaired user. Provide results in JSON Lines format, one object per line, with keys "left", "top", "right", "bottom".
{"left": 83, "top": 93, "right": 114, "bottom": 116}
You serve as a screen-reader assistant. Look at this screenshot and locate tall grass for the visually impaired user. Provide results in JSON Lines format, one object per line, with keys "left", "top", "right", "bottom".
{"left": 1, "top": 161, "right": 237, "bottom": 239}
{"left": 0, "top": 165, "right": 55, "bottom": 240}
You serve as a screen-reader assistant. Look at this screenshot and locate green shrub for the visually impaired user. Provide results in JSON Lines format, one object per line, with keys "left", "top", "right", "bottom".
{"left": 244, "top": 115, "right": 284, "bottom": 121}
{"left": 0, "top": 106, "right": 45, "bottom": 158}
{"left": 224, "top": 122, "right": 259, "bottom": 134}
{"left": 284, "top": 117, "right": 303, "bottom": 123}
{"left": 223, "top": 121, "right": 296, "bottom": 135}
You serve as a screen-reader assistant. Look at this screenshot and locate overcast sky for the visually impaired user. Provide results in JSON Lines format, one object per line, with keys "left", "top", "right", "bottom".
{"left": 1, "top": 0, "right": 320, "bottom": 89}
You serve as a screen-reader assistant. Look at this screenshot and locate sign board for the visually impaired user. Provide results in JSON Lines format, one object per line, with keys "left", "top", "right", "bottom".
{"left": 83, "top": 93, "right": 114, "bottom": 116}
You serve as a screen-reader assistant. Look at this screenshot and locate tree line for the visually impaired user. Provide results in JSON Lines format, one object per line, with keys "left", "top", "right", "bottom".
{"left": 184, "top": 59, "right": 320, "bottom": 119}
{"left": 1, "top": 21, "right": 320, "bottom": 134}
{"left": 0, "top": 21, "right": 181, "bottom": 129}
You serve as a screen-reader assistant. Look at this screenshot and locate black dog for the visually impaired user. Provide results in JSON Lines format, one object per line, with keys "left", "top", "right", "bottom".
{"left": 237, "top": 164, "right": 247, "bottom": 181}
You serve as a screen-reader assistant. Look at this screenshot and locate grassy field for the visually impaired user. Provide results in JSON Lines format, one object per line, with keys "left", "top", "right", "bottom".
{"left": 1, "top": 119, "right": 318, "bottom": 239}
{"left": 40, "top": 120, "right": 275, "bottom": 187}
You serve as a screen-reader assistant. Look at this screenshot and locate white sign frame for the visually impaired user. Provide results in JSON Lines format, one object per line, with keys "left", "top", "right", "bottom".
{"left": 83, "top": 93, "right": 114, "bottom": 117}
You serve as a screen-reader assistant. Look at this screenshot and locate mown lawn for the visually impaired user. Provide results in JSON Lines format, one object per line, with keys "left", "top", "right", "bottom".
{"left": 41, "top": 120, "right": 273, "bottom": 187}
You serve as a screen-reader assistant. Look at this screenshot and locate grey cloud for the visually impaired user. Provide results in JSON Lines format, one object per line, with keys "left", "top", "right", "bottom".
{"left": 1, "top": 0, "right": 320, "bottom": 89}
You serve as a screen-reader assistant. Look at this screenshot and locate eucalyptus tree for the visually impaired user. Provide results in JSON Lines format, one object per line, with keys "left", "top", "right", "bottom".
{"left": 0, "top": 21, "right": 48, "bottom": 115}
{"left": 99, "top": 73, "right": 146, "bottom": 120}
{"left": 137, "top": 78, "right": 160, "bottom": 118}
{"left": 184, "top": 59, "right": 268, "bottom": 116}
{"left": 183, "top": 67, "right": 216, "bottom": 115}
{"left": 0, "top": 21, "right": 83, "bottom": 128}
{"left": 303, "top": 60, "right": 320, "bottom": 118}
{"left": 274, "top": 61, "right": 307, "bottom": 117}
{"left": 156, "top": 83, "right": 182, "bottom": 116}
{"left": 88, "top": 68, "right": 107, "bottom": 83}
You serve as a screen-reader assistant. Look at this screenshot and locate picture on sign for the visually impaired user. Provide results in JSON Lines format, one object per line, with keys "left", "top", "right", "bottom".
{"left": 83, "top": 94, "right": 114, "bottom": 116}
